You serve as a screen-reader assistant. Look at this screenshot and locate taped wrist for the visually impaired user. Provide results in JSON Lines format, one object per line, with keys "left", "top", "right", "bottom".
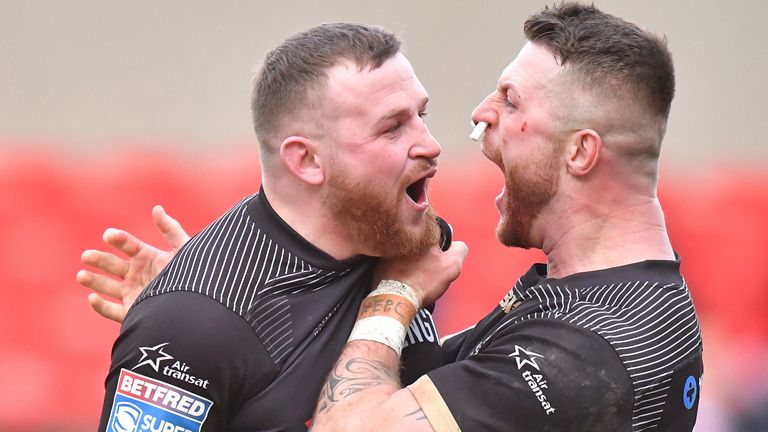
{"left": 348, "top": 280, "right": 421, "bottom": 356}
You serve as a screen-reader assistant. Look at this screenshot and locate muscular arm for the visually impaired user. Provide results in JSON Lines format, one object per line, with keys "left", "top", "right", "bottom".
{"left": 99, "top": 291, "right": 276, "bottom": 431}
{"left": 313, "top": 332, "right": 432, "bottom": 431}
{"left": 311, "top": 242, "right": 468, "bottom": 432}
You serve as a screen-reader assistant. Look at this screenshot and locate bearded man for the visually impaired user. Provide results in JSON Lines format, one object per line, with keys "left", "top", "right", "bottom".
{"left": 84, "top": 23, "right": 465, "bottom": 431}
{"left": 310, "top": 3, "right": 703, "bottom": 431}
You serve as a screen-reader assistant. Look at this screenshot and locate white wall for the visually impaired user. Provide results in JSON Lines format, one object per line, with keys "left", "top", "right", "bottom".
{"left": 2, "top": 0, "right": 766, "bottom": 167}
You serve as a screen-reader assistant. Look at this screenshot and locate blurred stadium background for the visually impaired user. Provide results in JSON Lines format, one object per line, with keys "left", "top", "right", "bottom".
{"left": 1, "top": 1, "right": 766, "bottom": 430}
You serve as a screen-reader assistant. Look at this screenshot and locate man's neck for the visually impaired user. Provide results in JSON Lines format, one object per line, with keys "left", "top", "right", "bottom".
{"left": 262, "top": 181, "right": 363, "bottom": 261}
{"left": 543, "top": 198, "right": 675, "bottom": 280}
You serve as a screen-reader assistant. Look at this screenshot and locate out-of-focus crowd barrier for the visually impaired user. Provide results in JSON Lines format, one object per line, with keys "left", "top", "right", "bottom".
{"left": 0, "top": 145, "right": 766, "bottom": 430}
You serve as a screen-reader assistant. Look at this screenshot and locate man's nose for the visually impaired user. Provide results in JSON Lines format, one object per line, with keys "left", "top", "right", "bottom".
{"left": 410, "top": 122, "right": 441, "bottom": 160}
{"left": 471, "top": 93, "right": 497, "bottom": 128}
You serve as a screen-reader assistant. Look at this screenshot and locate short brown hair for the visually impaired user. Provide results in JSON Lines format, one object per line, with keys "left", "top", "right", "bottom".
{"left": 251, "top": 23, "right": 401, "bottom": 150}
{"left": 524, "top": 2, "right": 674, "bottom": 119}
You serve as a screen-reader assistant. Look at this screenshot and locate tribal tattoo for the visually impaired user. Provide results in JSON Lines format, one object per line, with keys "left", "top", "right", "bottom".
{"left": 404, "top": 407, "right": 427, "bottom": 421}
{"left": 317, "top": 357, "right": 399, "bottom": 413}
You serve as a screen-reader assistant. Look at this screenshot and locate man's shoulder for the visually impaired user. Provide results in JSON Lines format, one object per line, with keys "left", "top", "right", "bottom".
{"left": 104, "top": 290, "right": 279, "bottom": 430}
{"left": 563, "top": 278, "right": 700, "bottom": 348}
{"left": 558, "top": 277, "right": 702, "bottom": 431}
{"left": 447, "top": 274, "right": 702, "bottom": 431}
{"left": 123, "top": 290, "right": 269, "bottom": 350}
{"left": 134, "top": 193, "right": 275, "bottom": 318}
{"left": 475, "top": 273, "right": 702, "bottom": 385}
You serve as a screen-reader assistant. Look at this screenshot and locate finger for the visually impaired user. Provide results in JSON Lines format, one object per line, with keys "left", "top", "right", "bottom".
{"left": 152, "top": 205, "right": 191, "bottom": 249}
{"left": 103, "top": 228, "right": 144, "bottom": 257}
{"left": 447, "top": 241, "right": 469, "bottom": 261}
{"left": 81, "top": 249, "right": 130, "bottom": 278}
{"left": 77, "top": 269, "right": 124, "bottom": 298}
{"left": 446, "top": 241, "right": 469, "bottom": 279}
{"left": 88, "top": 293, "right": 126, "bottom": 323}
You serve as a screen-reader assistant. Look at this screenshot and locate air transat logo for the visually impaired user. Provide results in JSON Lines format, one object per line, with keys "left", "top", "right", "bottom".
{"left": 133, "top": 342, "right": 173, "bottom": 372}
{"left": 509, "top": 345, "right": 544, "bottom": 371}
{"left": 132, "top": 342, "right": 210, "bottom": 389}
{"left": 509, "top": 345, "right": 557, "bottom": 415}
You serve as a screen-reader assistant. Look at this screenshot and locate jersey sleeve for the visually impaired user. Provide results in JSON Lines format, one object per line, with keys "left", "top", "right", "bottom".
{"left": 439, "top": 326, "right": 475, "bottom": 363}
{"left": 407, "top": 319, "right": 634, "bottom": 432}
{"left": 98, "top": 291, "right": 276, "bottom": 432}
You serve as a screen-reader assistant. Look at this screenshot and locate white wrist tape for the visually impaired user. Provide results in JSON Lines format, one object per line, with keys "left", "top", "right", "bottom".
{"left": 370, "top": 279, "right": 421, "bottom": 310}
{"left": 348, "top": 316, "right": 407, "bottom": 356}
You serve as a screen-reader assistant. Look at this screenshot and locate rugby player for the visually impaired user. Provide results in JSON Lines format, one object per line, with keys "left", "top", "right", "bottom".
{"left": 310, "top": 4, "right": 703, "bottom": 431}
{"left": 78, "top": 23, "right": 467, "bottom": 431}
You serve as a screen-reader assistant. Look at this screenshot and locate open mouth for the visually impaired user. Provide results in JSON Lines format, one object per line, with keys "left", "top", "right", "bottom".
{"left": 406, "top": 177, "right": 428, "bottom": 204}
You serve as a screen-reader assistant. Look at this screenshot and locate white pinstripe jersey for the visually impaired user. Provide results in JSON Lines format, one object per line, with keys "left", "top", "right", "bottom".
{"left": 99, "top": 191, "right": 442, "bottom": 431}
{"left": 426, "top": 259, "right": 702, "bottom": 431}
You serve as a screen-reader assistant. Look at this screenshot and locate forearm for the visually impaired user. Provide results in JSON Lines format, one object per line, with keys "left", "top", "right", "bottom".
{"left": 313, "top": 341, "right": 406, "bottom": 430}
{"left": 311, "top": 282, "right": 432, "bottom": 432}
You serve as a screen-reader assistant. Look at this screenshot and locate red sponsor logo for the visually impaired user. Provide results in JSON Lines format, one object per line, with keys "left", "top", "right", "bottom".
{"left": 117, "top": 369, "right": 212, "bottom": 420}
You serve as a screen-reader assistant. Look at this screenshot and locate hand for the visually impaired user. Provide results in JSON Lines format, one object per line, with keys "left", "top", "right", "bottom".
{"left": 374, "top": 241, "right": 468, "bottom": 306}
{"left": 76, "top": 205, "right": 190, "bottom": 323}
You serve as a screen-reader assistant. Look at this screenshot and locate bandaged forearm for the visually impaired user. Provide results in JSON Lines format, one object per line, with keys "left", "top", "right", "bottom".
{"left": 348, "top": 280, "right": 420, "bottom": 356}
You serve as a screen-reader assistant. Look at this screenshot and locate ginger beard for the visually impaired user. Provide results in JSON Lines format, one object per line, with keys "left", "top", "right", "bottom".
{"left": 324, "top": 165, "right": 439, "bottom": 258}
{"left": 497, "top": 142, "right": 560, "bottom": 249}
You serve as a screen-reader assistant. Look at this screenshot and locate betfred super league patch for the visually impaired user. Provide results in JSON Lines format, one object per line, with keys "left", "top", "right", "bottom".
{"left": 107, "top": 369, "right": 213, "bottom": 432}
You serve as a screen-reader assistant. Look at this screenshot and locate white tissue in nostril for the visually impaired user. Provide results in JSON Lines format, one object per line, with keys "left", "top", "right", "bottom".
{"left": 470, "top": 121, "right": 489, "bottom": 142}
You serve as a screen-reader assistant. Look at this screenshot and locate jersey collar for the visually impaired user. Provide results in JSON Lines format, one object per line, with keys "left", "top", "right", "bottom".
{"left": 517, "top": 254, "right": 683, "bottom": 294}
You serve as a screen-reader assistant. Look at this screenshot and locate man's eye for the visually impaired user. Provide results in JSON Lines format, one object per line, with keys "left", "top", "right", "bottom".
{"left": 418, "top": 112, "right": 429, "bottom": 121}
{"left": 505, "top": 100, "right": 517, "bottom": 110}
{"left": 384, "top": 123, "right": 402, "bottom": 134}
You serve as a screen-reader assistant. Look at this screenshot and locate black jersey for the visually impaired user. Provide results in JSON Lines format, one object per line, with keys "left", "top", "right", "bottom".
{"left": 99, "top": 190, "right": 442, "bottom": 432}
{"left": 408, "top": 258, "right": 703, "bottom": 432}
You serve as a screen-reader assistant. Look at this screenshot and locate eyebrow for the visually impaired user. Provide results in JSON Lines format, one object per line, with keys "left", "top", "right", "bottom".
{"left": 377, "top": 97, "right": 430, "bottom": 123}
{"left": 498, "top": 81, "right": 519, "bottom": 96}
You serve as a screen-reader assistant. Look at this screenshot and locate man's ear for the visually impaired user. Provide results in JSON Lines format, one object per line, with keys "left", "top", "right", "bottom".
{"left": 280, "top": 136, "right": 325, "bottom": 185}
{"left": 566, "top": 129, "right": 602, "bottom": 177}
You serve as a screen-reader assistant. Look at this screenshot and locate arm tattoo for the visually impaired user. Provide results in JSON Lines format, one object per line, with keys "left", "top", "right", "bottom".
{"left": 317, "top": 357, "right": 399, "bottom": 413}
{"left": 404, "top": 407, "right": 427, "bottom": 422}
